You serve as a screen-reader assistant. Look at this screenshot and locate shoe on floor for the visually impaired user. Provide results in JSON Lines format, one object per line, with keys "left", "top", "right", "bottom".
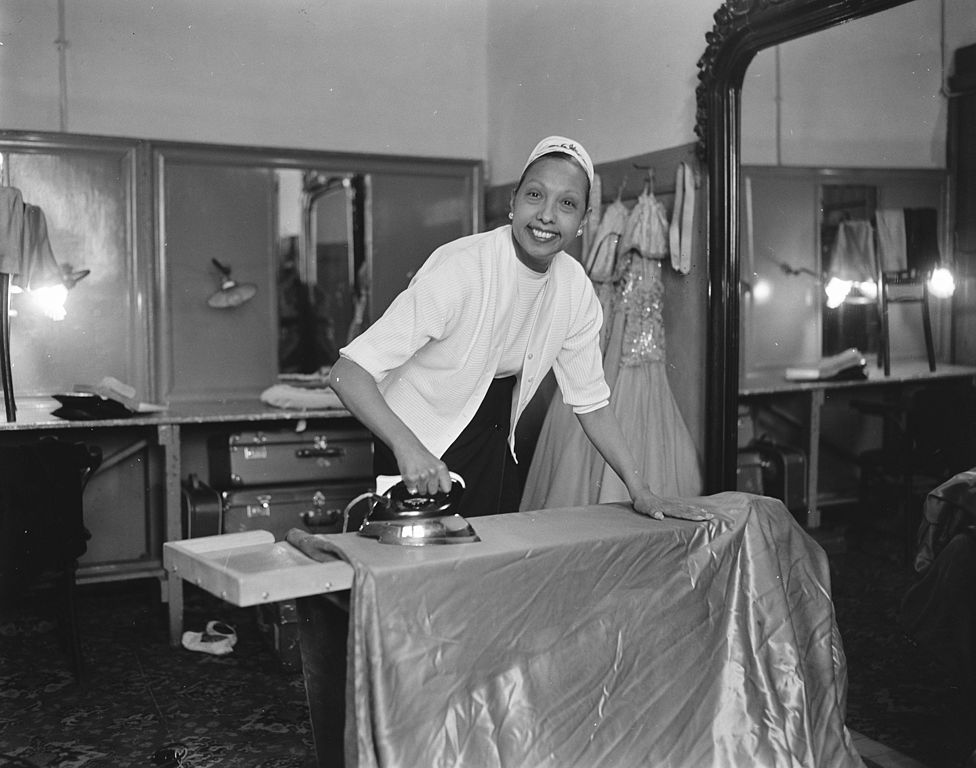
{"left": 181, "top": 620, "right": 237, "bottom": 656}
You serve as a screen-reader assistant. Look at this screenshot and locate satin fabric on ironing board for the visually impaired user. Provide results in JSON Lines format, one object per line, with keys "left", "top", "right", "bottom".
{"left": 308, "top": 494, "right": 862, "bottom": 768}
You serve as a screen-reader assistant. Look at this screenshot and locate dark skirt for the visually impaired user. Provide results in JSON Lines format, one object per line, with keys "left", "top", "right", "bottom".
{"left": 372, "top": 376, "right": 521, "bottom": 518}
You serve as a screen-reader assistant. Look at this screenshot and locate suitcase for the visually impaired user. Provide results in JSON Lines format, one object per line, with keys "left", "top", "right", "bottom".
{"left": 754, "top": 441, "right": 808, "bottom": 514}
{"left": 220, "top": 480, "right": 372, "bottom": 541}
{"left": 208, "top": 428, "right": 373, "bottom": 488}
{"left": 181, "top": 473, "right": 223, "bottom": 538}
{"left": 736, "top": 449, "right": 764, "bottom": 495}
{"left": 256, "top": 599, "right": 302, "bottom": 670}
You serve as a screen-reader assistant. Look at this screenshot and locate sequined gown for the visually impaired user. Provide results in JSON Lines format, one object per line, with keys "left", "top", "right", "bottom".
{"left": 520, "top": 253, "right": 702, "bottom": 510}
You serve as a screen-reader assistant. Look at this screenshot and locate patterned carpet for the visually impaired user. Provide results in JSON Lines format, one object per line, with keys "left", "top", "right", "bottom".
{"left": 0, "top": 581, "right": 316, "bottom": 768}
{"left": 0, "top": 510, "right": 973, "bottom": 768}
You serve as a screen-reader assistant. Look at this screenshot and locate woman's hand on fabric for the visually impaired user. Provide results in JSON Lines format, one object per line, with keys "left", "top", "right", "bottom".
{"left": 396, "top": 443, "right": 453, "bottom": 496}
{"left": 632, "top": 488, "right": 712, "bottom": 522}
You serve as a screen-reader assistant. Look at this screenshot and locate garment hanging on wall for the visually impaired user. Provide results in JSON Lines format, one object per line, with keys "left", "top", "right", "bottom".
{"left": 591, "top": 254, "right": 701, "bottom": 502}
{"left": 580, "top": 172, "right": 603, "bottom": 260}
{"left": 618, "top": 188, "right": 669, "bottom": 260}
{"left": 828, "top": 219, "right": 875, "bottom": 282}
{"left": 876, "top": 208, "right": 908, "bottom": 271}
{"left": 0, "top": 187, "right": 62, "bottom": 289}
{"left": 521, "top": 193, "right": 702, "bottom": 510}
{"left": 904, "top": 207, "right": 940, "bottom": 272}
{"left": 582, "top": 197, "right": 627, "bottom": 282}
{"left": 0, "top": 187, "right": 26, "bottom": 276}
{"left": 668, "top": 162, "right": 695, "bottom": 275}
{"left": 20, "top": 204, "right": 61, "bottom": 289}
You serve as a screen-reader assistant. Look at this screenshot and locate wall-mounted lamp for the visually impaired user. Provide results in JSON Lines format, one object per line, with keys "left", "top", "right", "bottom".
{"left": 1, "top": 188, "right": 79, "bottom": 420}
{"left": 207, "top": 258, "right": 257, "bottom": 309}
{"left": 776, "top": 258, "right": 878, "bottom": 309}
{"left": 927, "top": 265, "right": 955, "bottom": 299}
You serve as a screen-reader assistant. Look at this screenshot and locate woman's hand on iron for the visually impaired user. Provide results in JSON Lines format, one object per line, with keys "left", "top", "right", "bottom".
{"left": 632, "top": 488, "right": 712, "bottom": 522}
{"left": 396, "top": 442, "right": 453, "bottom": 496}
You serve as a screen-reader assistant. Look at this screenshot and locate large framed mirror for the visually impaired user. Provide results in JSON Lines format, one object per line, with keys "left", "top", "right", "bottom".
{"left": 696, "top": 0, "right": 918, "bottom": 493}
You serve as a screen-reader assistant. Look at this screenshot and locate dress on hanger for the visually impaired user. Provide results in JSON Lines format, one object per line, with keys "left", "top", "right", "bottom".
{"left": 521, "top": 189, "right": 702, "bottom": 511}
{"left": 583, "top": 198, "right": 628, "bottom": 283}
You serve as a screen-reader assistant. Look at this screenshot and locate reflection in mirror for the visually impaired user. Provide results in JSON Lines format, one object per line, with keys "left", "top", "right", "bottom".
{"left": 276, "top": 170, "right": 368, "bottom": 375}
{"left": 737, "top": 0, "right": 954, "bottom": 380}
{"left": 821, "top": 184, "right": 881, "bottom": 355}
{"left": 696, "top": 0, "right": 937, "bottom": 489}
{"left": 740, "top": 165, "right": 949, "bottom": 378}
{"left": 0, "top": 142, "right": 141, "bottom": 397}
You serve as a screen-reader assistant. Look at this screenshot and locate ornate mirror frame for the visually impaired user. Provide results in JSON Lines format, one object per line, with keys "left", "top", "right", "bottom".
{"left": 695, "top": 0, "right": 915, "bottom": 493}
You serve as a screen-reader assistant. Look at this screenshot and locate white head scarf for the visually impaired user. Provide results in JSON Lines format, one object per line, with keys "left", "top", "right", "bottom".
{"left": 521, "top": 136, "right": 594, "bottom": 185}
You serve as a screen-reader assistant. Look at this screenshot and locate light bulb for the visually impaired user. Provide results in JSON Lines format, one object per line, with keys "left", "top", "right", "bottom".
{"left": 824, "top": 277, "right": 852, "bottom": 309}
{"left": 928, "top": 267, "right": 955, "bottom": 299}
{"left": 752, "top": 278, "right": 772, "bottom": 304}
{"left": 856, "top": 280, "right": 878, "bottom": 300}
{"left": 30, "top": 283, "right": 68, "bottom": 321}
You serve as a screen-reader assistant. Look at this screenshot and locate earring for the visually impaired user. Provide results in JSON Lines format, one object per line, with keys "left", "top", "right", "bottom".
{"left": 576, "top": 227, "right": 583, "bottom": 236}
{"left": 508, "top": 211, "right": 514, "bottom": 221}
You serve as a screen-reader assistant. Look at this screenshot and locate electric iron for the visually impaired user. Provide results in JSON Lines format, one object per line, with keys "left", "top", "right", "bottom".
{"left": 341, "top": 472, "right": 481, "bottom": 546}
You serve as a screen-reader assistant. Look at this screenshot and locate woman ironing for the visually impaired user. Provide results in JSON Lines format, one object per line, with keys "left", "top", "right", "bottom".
{"left": 329, "top": 136, "right": 708, "bottom": 522}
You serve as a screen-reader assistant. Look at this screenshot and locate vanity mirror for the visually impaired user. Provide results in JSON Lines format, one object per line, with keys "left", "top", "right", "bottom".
{"left": 0, "top": 131, "right": 481, "bottom": 405}
{"left": 275, "top": 170, "right": 367, "bottom": 375}
{"left": 156, "top": 142, "right": 480, "bottom": 401}
{"left": 696, "top": 0, "right": 939, "bottom": 492}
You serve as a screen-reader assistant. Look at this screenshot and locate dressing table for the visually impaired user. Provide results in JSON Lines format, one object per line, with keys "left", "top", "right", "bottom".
{"left": 740, "top": 361, "right": 976, "bottom": 528}
{"left": 0, "top": 397, "right": 358, "bottom": 645}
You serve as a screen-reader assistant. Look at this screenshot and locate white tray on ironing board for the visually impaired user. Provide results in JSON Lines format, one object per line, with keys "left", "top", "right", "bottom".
{"left": 163, "top": 530, "right": 353, "bottom": 607}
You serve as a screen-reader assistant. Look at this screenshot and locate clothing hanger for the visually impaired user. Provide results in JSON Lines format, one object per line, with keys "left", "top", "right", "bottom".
{"left": 633, "top": 164, "right": 655, "bottom": 196}
{"left": 614, "top": 175, "right": 628, "bottom": 203}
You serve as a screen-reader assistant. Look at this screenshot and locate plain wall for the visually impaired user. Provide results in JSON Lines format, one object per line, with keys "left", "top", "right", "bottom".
{"left": 6, "top": 2, "right": 966, "bottom": 182}
{"left": 0, "top": 0, "right": 488, "bottom": 159}
{"left": 485, "top": 0, "right": 717, "bottom": 184}
{"left": 742, "top": 0, "right": 976, "bottom": 167}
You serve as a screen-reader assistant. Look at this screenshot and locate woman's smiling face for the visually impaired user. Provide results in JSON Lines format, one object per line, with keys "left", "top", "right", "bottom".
{"left": 510, "top": 155, "right": 590, "bottom": 272}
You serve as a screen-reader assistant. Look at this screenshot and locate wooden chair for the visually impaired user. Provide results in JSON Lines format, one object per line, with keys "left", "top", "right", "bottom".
{"left": 0, "top": 438, "right": 102, "bottom": 681}
{"left": 877, "top": 268, "right": 936, "bottom": 377}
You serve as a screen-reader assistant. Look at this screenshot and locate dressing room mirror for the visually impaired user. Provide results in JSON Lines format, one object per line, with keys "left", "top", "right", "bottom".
{"left": 697, "top": 0, "right": 924, "bottom": 490}
{"left": 156, "top": 142, "right": 479, "bottom": 401}
{"left": 276, "top": 169, "right": 368, "bottom": 374}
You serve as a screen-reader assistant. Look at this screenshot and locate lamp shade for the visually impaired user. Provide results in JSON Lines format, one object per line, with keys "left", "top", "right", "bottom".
{"left": 16, "top": 204, "right": 64, "bottom": 291}
{"left": 207, "top": 258, "right": 257, "bottom": 309}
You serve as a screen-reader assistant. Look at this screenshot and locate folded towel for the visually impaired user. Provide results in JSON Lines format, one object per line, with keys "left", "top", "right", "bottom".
{"left": 260, "top": 383, "right": 345, "bottom": 410}
{"left": 876, "top": 208, "right": 907, "bottom": 271}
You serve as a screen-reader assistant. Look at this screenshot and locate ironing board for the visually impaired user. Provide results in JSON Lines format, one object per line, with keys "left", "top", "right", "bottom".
{"left": 164, "top": 492, "right": 862, "bottom": 768}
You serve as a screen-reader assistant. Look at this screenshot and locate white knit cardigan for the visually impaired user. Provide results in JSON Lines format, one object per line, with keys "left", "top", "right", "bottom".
{"left": 340, "top": 225, "right": 610, "bottom": 460}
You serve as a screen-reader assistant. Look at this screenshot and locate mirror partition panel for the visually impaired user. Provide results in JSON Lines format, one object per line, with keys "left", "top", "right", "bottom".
{"left": 0, "top": 131, "right": 152, "bottom": 402}
{"left": 695, "top": 0, "right": 916, "bottom": 493}
{"left": 154, "top": 142, "right": 482, "bottom": 402}
{"left": 0, "top": 130, "right": 482, "bottom": 406}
